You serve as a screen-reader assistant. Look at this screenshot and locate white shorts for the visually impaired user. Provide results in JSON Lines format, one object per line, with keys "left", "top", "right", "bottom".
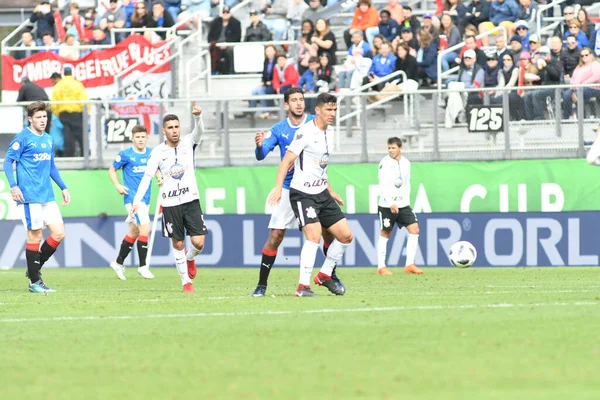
{"left": 19, "top": 202, "right": 63, "bottom": 231}
{"left": 125, "top": 203, "right": 151, "bottom": 225}
{"left": 268, "top": 188, "right": 298, "bottom": 230}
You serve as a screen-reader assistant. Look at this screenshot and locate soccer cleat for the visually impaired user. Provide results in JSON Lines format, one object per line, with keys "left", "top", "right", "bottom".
{"left": 110, "top": 261, "right": 126, "bottom": 280}
{"left": 252, "top": 285, "right": 267, "bottom": 297}
{"left": 377, "top": 267, "right": 393, "bottom": 275}
{"left": 29, "top": 280, "right": 56, "bottom": 293}
{"left": 314, "top": 272, "right": 345, "bottom": 296}
{"left": 137, "top": 266, "right": 155, "bottom": 279}
{"left": 330, "top": 266, "right": 346, "bottom": 295}
{"left": 183, "top": 282, "right": 195, "bottom": 293}
{"left": 404, "top": 264, "right": 424, "bottom": 274}
{"left": 185, "top": 250, "right": 197, "bottom": 280}
{"left": 295, "top": 284, "right": 317, "bottom": 297}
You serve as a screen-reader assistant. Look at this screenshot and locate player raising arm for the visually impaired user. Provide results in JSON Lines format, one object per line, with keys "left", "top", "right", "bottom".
{"left": 3, "top": 101, "right": 70, "bottom": 293}
{"left": 268, "top": 93, "right": 351, "bottom": 297}
{"left": 376, "top": 137, "right": 423, "bottom": 275}
{"left": 131, "top": 102, "right": 206, "bottom": 292}
{"left": 108, "top": 125, "right": 163, "bottom": 280}
{"left": 251, "top": 88, "right": 342, "bottom": 297}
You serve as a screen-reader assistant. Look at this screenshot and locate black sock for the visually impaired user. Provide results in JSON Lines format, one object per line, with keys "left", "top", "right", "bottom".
{"left": 39, "top": 237, "right": 60, "bottom": 267}
{"left": 258, "top": 249, "right": 277, "bottom": 286}
{"left": 26, "top": 243, "right": 42, "bottom": 283}
{"left": 116, "top": 235, "right": 135, "bottom": 265}
{"left": 137, "top": 236, "right": 149, "bottom": 267}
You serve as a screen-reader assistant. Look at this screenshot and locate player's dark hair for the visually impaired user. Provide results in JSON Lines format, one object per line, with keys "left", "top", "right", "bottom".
{"left": 284, "top": 87, "right": 304, "bottom": 103}
{"left": 387, "top": 136, "right": 402, "bottom": 147}
{"left": 27, "top": 101, "right": 48, "bottom": 117}
{"left": 131, "top": 124, "right": 147, "bottom": 134}
{"left": 315, "top": 93, "right": 337, "bottom": 108}
{"left": 163, "top": 114, "right": 179, "bottom": 127}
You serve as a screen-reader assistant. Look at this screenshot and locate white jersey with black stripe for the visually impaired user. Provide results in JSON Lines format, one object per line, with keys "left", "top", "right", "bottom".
{"left": 286, "top": 120, "right": 334, "bottom": 195}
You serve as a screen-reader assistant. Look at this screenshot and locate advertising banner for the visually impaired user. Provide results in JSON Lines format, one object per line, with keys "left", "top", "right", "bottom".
{"left": 1, "top": 35, "right": 172, "bottom": 102}
{"left": 1, "top": 159, "right": 598, "bottom": 219}
{"left": 0, "top": 212, "right": 598, "bottom": 268}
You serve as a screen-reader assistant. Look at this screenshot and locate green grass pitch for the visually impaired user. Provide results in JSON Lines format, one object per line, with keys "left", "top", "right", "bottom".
{"left": 1, "top": 267, "right": 599, "bottom": 400}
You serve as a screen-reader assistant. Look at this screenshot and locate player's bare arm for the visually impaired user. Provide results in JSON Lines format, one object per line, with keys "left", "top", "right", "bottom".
{"left": 61, "top": 189, "right": 71, "bottom": 206}
{"left": 327, "top": 182, "right": 344, "bottom": 206}
{"left": 155, "top": 170, "right": 164, "bottom": 187}
{"left": 10, "top": 186, "right": 24, "bottom": 203}
{"left": 255, "top": 131, "right": 265, "bottom": 148}
{"left": 108, "top": 166, "right": 128, "bottom": 194}
{"left": 189, "top": 101, "right": 205, "bottom": 143}
{"left": 268, "top": 151, "right": 297, "bottom": 205}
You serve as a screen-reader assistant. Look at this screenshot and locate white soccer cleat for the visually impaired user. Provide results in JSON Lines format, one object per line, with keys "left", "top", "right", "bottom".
{"left": 137, "top": 266, "right": 155, "bottom": 279}
{"left": 110, "top": 261, "right": 127, "bottom": 280}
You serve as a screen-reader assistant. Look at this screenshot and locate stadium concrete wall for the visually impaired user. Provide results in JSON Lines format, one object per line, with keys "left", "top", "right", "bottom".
{"left": 1, "top": 213, "right": 598, "bottom": 268}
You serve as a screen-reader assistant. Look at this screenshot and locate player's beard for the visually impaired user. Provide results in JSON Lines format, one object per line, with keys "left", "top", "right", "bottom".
{"left": 290, "top": 110, "right": 304, "bottom": 119}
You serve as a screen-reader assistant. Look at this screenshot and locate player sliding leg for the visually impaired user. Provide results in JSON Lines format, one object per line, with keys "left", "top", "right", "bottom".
{"left": 376, "top": 137, "right": 423, "bottom": 275}
{"left": 4, "top": 101, "right": 70, "bottom": 292}
{"left": 108, "top": 126, "right": 158, "bottom": 280}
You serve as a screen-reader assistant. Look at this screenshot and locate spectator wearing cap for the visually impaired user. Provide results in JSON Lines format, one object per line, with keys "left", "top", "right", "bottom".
{"left": 479, "top": 0, "right": 519, "bottom": 47}
{"left": 562, "top": 46, "right": 600, "bottom": 119}
{"left": 344, "top": 0, "right": 379, "bottom": 49}
{"left": 30, "top": 1, "right": 55, "bottom": 43}
{"left": 510, "top": 35, "right": 523, "bottom": 62}
{"left": 553, "top": 6, "right": 575, "bottom": 39}
{"left": 272, "top": 53, "right": 299, "bottom": 94}
{"left": 514, "top": 20, "right": 531, "bottom": 51}
{"left": 81, "top": 13, "right": 95, "bottom": 42}
{"left": 40, "top": 32, "right": 59, "bottom": 55}
{"left": 484, "top": 53, "right": 501, "bottom": 89}
{"left": 400, "top": 6, "right": 421, "bottom": 33}
{"left": 529, "top": 33, "right": 541, "bottom": 58}
{"left": 443, "top": 0, "right": 467, "bottom": 28}
{"left": 101, "top": 0, "right": 127, "bottom": 31}
{"left": 399, "top": 26, "right": 419, "bottom": 55}
{"left": 262, "top": 0, "right": 289, "bottom": 42}
{"left": 288, "top": 0, "right": 309, "bottom": 31}
{"left": 524, "top": 45, "right": 562, "bottom": 120}
{"left": 14, "top": 31, "right": 37, "bottom": 60}
{"left": 518, "top": 0, "right": 540, "bottom": 30}
{"left": 564, "top": 20, "right": 589, "bottom": 49}
{"left": 302, "top": 0, "right": 323, "bottom": 22}
{"left": 562, "top": 35, "right": 581, "bottom": 80}
{"left": 416, "top": 30, "right": 438, "bottom": 85}
{"left": 421, "top": 13, "right": 439, "bottom": 41}
{"left": 439, "top": 13, "right": 461, "bottom": 71}
{"left": 51, "top": 67, "right": 88, "bottom": 157}
{"left": 245, "top": 9, "right": 272, "bottom": 42}
{"left": 59, "top": 34, "right": 80, "bottom": 61}
{"left": 148, "top": 1, "right": 176, "bottom": 40}
{"left": 458, "top": 48, "right": 484, "bottom": 97}
{"left": 207, "top": 5, "right": 241, "bottom": 74}
{"left": 463, "top": 0, "right": 490, "bottom": 36}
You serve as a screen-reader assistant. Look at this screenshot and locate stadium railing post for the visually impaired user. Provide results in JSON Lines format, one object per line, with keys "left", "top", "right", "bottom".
{"left": 223, "top": 100, "right": 231, "bottom": 167}
{"left": 344, "top": 96, "right": 352, "bottom": 138}
{"left": 215, "top": 100, "right": 222, "bottom": 148}
{"left": 432, "top": 91, "right": 440, "bottom": 161}
{"left": 577, "top": 86, "right": 585, "bottom": 158}
{"left": 554, "top": 88, "right": 562, "bottom": 138}
{"left": 502, "top": 89, "right": 511, "bottom": 159}
{"left": 360, "top": 95, "right": 368, "bottom": 163}
{"left": 158, "top": 103, "right": 165, "bottom": 143}
{"left": 94, "top": 102, "right": 104, "bottom": 168}
{"left": 83, "top": 102, "right": 89, "bottom": 168}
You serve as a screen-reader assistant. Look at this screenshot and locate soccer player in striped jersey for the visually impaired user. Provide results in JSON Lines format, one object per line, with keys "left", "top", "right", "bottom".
{"left": 4, "top": 101, "right": 70, "bottom": 293}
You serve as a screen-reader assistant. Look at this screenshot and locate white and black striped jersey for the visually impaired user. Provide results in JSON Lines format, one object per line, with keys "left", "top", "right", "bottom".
{"left": 378, "top": 155, "right": 411, "bottom": 208}
{"left": 133, "top": 115, "right": 204, "bottom": 208}
{"left": 286, "top": 120, "right": 334, "bottom": 195}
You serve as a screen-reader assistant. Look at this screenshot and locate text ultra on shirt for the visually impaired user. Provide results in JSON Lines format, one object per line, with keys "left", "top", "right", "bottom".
{"left": 5, "top": 129, "right": 56, "bottom": 204}
{"left": 112, "top": 147, "right": 153, "bottom": 205}
{"left": 378, "top": 155, "right": 411, "bottom": 208}
{"left": 287, "top": 120, "right": 334, "bottom": 195}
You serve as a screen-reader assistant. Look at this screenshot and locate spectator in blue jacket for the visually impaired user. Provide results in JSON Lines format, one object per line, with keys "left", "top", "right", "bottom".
{"left": 479, "top": 0, "right": 519, "bottom": 46}
{"left": 376, "top": 10, "right": 399, "bottom": 43}
{"left": 591, "top": 27, "right": 600, "bottom": 57}
{"left": 367, "top": 41, "right": 397, "bottom": 90}
{"left": 299, "top": 57, "right": 319, "bottom": 112}
{"left": 417, "top": 29, "right": 439, "bottom": 85}
{"left": 564, "top": 20, "right": 589, "bottom": 49}
{"left": 514, "top": 20, "right": 531, "bottom": 50}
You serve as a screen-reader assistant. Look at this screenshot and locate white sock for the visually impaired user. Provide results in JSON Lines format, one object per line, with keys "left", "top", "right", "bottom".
{"left": 173, "top": 248, "right": 191, "bottom": 285}
{"left": 405, "top": 234, "right": 419, "bottom": 266}
{"left": 186, "top": 245, "right": 202, "bottom": 260}
{"left": 320, "top": 239, "right": 351, "bottom": 276}
{"left": 299, "top": 241, "right": 320, "bottom": 286}
{"left": 377, "top": 236, "right": 389, "bottom": 268}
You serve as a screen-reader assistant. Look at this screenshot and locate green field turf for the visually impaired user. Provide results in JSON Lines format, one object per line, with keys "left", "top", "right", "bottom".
{"left": 1, "top": 267, "right": 599, "bottom": 400}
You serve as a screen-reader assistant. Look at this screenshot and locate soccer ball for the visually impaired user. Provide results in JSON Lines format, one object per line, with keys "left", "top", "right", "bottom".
{"left": 449, "top": 241, "right": 477, "bottom": 268}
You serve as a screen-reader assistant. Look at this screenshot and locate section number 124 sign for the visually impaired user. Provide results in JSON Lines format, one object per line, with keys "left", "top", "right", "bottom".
{"left": 105, "top": 118, "right": 139, "bottom": 143}
{"left": 467, "top": 105, "right": 503, "bottom": 133}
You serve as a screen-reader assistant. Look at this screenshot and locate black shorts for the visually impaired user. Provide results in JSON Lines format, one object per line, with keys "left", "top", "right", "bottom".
{"left": 290, "top": 188, "right": 345, "bottom": 230}
{"left": 378, "top": 206, "right": 418, "bottom": 231}
{"left": 162, "top": 199, "right": 207, "bottom": 241}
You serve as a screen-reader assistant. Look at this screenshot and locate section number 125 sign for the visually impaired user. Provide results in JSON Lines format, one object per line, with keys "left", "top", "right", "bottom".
{"left": 467, "top": 105, "right": 503, "bottom": 133}
{"left": 105, "top": 118, "right": 139, "bottom": 143}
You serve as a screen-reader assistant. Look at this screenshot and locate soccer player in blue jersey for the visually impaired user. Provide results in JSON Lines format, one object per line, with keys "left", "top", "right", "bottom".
{"left": 108, "top": 125, "right": 160, "bottom": 280}
{"left": 251, "top": 88, "right": 343, "bottom": 297}
{"left": 4, "top": 101, "right": 70, "bottom": 293}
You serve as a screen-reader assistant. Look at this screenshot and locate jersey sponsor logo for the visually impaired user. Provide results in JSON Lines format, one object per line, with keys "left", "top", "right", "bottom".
{"left": 317, "top": 153, "right": 329, "bottom": 171}
{"left": 11, "top": 142, "right": 20, "bottom": 151}
{"left": 394, "top": 177, "right": 404, "bottom": 188}
{"left": 163, "top": 187, "right": 190, "bottom": 198}
{"left": 303, "top": 178, "right": 327, "bottom": 188}
{"left": 132, "top": 165, "right": 146, "bottom": 173}
{"left": 167, "top": 163, "right": 185, "bottom": 180}
{"left": 32, "top": 153, "right": 51, "bottom": 162}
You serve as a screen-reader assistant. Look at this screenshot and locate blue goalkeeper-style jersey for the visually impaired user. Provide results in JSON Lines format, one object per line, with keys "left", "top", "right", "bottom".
{"left": 112, "top": 147, "right": 152, "bottom": 205}
{"left": 255, "top": 114, "right": 315, "bottom": 190}
{"left": 5, "top": 128, "right": 59, "bottom": 204}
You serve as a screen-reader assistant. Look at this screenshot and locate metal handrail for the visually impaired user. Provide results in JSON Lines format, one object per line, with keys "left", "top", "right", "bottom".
{"left": 537, "top": 0, "right": 567, "bottom": 34}
{"left": 212, "top": 40, "right": 297, "bottom": 48}
{"left": 109, "top": 27, "right": 175, "bottom": 45}
{"left": 2, "top": 44, "right": 116, "bottom": 52}
{"left": 184, "top": 50, "right": 211, "bottom": 98}
{"left": 437, "top": 25, "right": 507, "bottom": 87}
{"left": 1, "top": 19, "right": 33, "bottom": 54}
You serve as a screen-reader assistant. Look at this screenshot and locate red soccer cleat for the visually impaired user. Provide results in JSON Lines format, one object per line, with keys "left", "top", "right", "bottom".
{"left": 185, "top": 250, "right": 197, "bottom": 280}
{"left": 183, "top": 282, "right": 195, "bottom": 293}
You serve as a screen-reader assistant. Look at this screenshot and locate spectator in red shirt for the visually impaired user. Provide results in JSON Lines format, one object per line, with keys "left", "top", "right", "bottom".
{"left": 272, "top": 53, "right": 300, "bottom": 94}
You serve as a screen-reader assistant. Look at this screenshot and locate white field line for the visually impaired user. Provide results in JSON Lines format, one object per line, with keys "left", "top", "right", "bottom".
{"left": 0, "top": 301, "right": 597, "bottom": 323}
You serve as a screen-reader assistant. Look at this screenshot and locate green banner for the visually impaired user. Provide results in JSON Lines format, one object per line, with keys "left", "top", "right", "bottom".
{"left": 1, "top": 159, "right": 598, "bottom": 218}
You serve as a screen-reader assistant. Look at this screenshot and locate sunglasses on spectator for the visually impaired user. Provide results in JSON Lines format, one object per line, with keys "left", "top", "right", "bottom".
{"left": 567, "top": 40, "right": 576, "bottom": 45}
{"left": 516, "top": 27, "right": 527, "bottom": 30}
